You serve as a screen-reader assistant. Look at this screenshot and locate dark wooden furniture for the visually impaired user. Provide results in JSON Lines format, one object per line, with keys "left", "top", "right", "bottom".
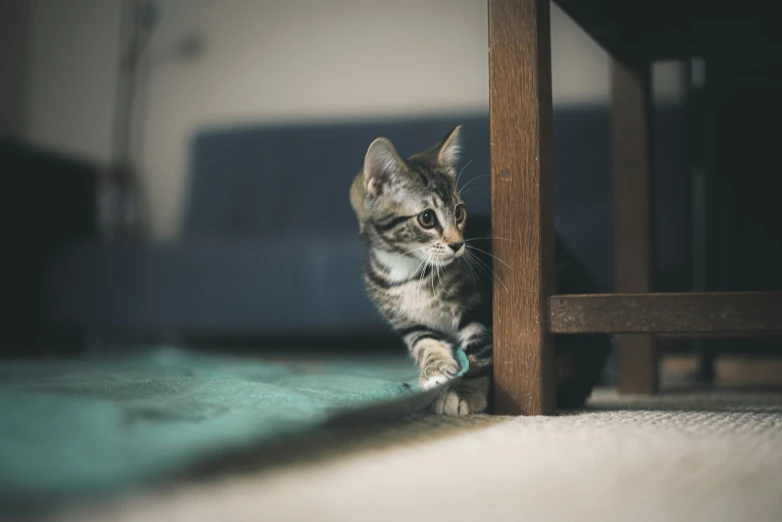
{"left": 488, "top": 0, "right": 782, "bottom": 414}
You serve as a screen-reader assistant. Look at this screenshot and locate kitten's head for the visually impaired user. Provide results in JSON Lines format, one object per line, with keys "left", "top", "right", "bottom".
{"left": 350, "top": 125, "right": 467, "bottom": 266}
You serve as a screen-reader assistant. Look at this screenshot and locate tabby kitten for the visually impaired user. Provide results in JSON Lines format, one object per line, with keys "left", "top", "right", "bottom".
{"left": 349, "top": 125, "right": 609, "bottom": 415}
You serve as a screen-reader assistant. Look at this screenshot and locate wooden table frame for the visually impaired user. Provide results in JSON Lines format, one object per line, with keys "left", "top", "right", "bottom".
{"left": 488, "top": 0, "right": 782, "bottom": 415}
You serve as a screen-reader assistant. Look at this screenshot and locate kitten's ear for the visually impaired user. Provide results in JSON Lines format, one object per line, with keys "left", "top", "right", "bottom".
{"left": 413, "top": 125, "right": 462, "bottom": 173}
{"left": 436, "top": 125, "right": 462, "bottom": 171}
{"left": 363, "top": 137, "right": 405, "bottom": 197}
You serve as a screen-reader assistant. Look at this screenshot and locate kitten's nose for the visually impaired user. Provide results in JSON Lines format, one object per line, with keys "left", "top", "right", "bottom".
{"left": 448, "top": 241, "right": 464, "bottom": 253}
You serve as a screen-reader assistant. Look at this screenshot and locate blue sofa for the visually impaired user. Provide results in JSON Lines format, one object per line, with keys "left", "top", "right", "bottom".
{"left": 46, "top": 109, "right": 687, "bottom": 342}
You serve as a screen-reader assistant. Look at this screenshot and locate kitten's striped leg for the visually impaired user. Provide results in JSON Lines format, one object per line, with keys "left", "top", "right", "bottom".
{"left": 431, "top": 322, "right": 492, "bottom": 415}
{"left": 459, "top": 322, "right": 493, "bottom": 376}
{"left": 402, "top": 328, "right": 460, "bottom": 391}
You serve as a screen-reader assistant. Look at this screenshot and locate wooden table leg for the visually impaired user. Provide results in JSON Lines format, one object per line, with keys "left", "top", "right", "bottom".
{"left": 489, "top": 0, "right": 556, "bottom": 415}
{"left": 611, "top": 58, "right": 659, "bottom": 394}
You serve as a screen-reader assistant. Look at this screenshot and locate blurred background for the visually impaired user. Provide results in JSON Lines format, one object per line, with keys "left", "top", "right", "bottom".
{"left": 1, "top": 0, "right": 685, "bottom": 237}
{"left": 3, "top": 0, "right": 778, "bottom": 384}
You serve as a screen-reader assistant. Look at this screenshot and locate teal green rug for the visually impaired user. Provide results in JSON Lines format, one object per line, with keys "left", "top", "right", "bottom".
{"left": 0, "top": 346, "right": 468, "bottom": 512}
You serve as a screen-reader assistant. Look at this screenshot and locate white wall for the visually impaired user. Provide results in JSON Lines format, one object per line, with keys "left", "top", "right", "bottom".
{"left": 24, "top": 0, "right": 682, "bottom": 238}
{"left": 26, "top": 0, "right": 123, "bottom": 165}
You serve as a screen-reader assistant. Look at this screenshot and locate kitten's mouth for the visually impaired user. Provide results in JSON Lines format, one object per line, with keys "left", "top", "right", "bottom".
{"left": 406, "top": 247, "right": 459, "bottom": 267}
{"left": 426, "top": 255, "right": 456, "bottom": 267}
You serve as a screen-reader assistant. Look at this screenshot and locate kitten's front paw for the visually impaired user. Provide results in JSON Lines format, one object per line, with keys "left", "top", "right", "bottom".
{"left": 419, "top": 357, "right": 460, "bottom": 391}
{"left": 431, "top": 376, "right": 489, "bottom": 416}
{"left": 420, "top": 374, "right": 451, "bottom": 391}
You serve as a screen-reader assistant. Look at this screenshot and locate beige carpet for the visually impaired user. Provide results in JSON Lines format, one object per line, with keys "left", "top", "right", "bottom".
{"left": 59, "top": 389, "right": 782, "bottom": 522}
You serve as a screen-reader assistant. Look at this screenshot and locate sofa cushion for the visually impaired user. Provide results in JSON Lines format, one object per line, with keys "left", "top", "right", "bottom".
{"left": 47, "top": 238, "right": 387, "bottom": 335}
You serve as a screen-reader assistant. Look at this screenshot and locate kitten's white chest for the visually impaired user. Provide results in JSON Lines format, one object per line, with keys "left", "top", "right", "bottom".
{"left": 373, "top": 250, "right": 460, "bottom": 332}
{"left": 374, "top": 250, "right": 423, "bottom": 282}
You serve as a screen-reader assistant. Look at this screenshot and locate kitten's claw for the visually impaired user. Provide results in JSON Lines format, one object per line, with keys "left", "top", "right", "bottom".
{"left": 420, "top": 374, "right": 451, "bottom": 391}
{"left": 430, "top": 376, "right": 490, "bottom": 416}
{"left": 418, "top": 357, "right": 460, "bottom": 391}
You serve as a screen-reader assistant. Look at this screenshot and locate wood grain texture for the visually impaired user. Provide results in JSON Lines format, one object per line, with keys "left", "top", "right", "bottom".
{"left": 611, "top": 58, "right": 658, "bottom": 394}
{"left": 489, "top": 0, "right": 556, "bottom": 415}
{"left": 549, "top": 292, "right": 782, "bottom": 334}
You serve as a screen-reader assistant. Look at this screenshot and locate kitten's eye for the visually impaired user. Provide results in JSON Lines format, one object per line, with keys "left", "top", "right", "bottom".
{"left": 454, "top": 204, "right": 466, "bottom": 224}
{"left": 418, "top": 209, "right": 437, "bottom": 229}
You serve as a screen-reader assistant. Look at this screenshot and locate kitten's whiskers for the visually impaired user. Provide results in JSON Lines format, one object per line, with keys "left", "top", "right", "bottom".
{"left": 458, "top": 174, "right": 489, "bottom": 195}
{"left": 465, "top": 250, "right": 509, "bottom": 294}
{"left": 465, "top": 245, "right": 511, "bottom": 269}
{"left": 455, "top": 159, "right": 475, "bottom": 187}
{"left": 464, "top": 236, "right": 516, "bottom": 243}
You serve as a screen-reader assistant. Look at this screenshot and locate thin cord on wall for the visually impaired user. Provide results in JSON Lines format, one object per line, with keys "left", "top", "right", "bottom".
{"left": 103, "top": 0, "right": 159, "bottom": 240}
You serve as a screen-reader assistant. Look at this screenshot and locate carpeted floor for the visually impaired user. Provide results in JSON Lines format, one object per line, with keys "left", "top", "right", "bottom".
{"left": 58, "top": 388, "right": 782, "bottom": 522}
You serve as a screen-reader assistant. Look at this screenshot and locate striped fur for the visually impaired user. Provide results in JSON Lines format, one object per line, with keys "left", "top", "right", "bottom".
{"left": 349, "top": 126, "right": 610, "bottom": 415}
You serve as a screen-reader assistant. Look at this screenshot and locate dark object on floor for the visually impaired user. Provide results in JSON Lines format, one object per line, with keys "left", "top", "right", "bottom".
{"left": 1, "top": 138, "right": 97, "bottom": 358}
